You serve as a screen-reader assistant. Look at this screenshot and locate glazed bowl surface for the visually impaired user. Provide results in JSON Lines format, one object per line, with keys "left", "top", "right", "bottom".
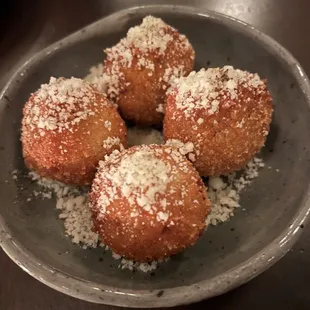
{"left": 0, "top": 5, "right": 310, "bottom": 308}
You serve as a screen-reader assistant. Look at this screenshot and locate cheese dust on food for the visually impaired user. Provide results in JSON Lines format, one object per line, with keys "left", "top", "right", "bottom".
{"left": 107, "top": 15, "right": 190, "bottom": 65}
{"left": 23, "top": 77, "right": 105, "bottom": 133}
{"left": 170, "top": 66, "right": 266, "bottom": 119}
{"left": 92, "top": 146, "right": 191, "bottom": 224}
{"left": 165, "top": 139, "right": 195, "bottom": 158}
{"left": 89, "top": 16, "right": 193, "bottom": 102}
{"left": 102, "top": 136, "right": 122, "bottom": 150}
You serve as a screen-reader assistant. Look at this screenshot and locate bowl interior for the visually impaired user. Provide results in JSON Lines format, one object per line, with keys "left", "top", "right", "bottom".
{"left": 1, "top": 7, "right": 310, "bottom": 294}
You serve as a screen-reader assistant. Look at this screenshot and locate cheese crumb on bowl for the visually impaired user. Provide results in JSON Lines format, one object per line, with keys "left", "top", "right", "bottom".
{"left": 206, "top": 157, "right": 264, "bottom": 226}
{"left": 127, "top": 126, "right": 163, "bottom": 146}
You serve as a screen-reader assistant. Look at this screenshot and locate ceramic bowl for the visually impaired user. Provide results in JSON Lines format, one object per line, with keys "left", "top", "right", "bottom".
{"left": 1, "top": 5, "right": 310, "bottom": 308}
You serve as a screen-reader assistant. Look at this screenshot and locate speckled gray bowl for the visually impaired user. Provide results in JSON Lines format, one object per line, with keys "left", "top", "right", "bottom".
{"left": 1, "top": 5, "right": 310, "bottom": 308}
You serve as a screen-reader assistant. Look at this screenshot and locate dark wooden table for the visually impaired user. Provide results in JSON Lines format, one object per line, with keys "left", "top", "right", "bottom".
{"left": 1, "top": 1, "right": 310, "bottom": 309}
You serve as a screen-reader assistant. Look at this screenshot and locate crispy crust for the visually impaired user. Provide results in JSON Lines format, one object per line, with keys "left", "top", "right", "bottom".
{"left": 103, "top": 24, "right": 194, "bottom": 126}
{"left": 89, "top": 145, "right": 210, "bottom": 262}
{"left": 163, "top": 77, "right": 273, "bottom": 176}
{"left": 22, "top": 84, "right": 127, "bottom": 185}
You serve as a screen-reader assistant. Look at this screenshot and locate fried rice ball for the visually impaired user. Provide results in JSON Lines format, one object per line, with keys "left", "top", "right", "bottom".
{"left": 95, "top": 15, "right": 195, "bottom": 126}
{"left": 22, "top": 77, "right": 127, "bottom": 185}
{"left": 89, "top": 144, "right": 210, "bottom": 262}
{"left": 163, "top": 66, "right": 273, "bottom": 176}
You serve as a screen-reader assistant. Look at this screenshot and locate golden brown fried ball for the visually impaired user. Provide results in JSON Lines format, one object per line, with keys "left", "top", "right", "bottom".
{"left": 89, "top": 144, "right": 210, "bottom": 262}
{"left": 163, "top": 66, "right": 273, "bottom": 176}
{"left": 97, "top": 15, "right": 195, "bottom": 126}
{"left": 22, "top": 77, "right": 127, "bottom": 185}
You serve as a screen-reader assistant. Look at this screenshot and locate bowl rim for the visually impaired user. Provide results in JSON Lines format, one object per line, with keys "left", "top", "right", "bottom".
{"left": 1, "top": 4, "right": 310, "bottom": 308}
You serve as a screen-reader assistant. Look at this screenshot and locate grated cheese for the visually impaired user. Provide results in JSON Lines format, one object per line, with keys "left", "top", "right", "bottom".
{"left": 127, "top": 127, "right": 163, "bottom": 147}
{"left": 102, "top": 136, "right": 121, "bottom": 150}
{"left": 29, "top": 172, "right": 99, "bottom": 248}
{"left": 23, "top": 77, "right": 106, "bottom": 133}
{"left": 165, "top": 139, "right": 196, "bottom": 160}
{"left": 171, "top": 66, "right": 266, "bottom": 119}
{"left": 22, "top": 153, "right": 265, "bottom": 271}
{"left": 206, "top": 157, "right": 264, "bottom": 226}
{"left": 88, "top": 16, "right": 192, "bottom": 104}
{"left": 94, "top": 146, "right": 179, "bottom": 220}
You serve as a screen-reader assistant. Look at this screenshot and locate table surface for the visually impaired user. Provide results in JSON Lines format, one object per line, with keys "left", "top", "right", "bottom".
{"left": 1, "top": 0, "right": 310, "bottom": 309}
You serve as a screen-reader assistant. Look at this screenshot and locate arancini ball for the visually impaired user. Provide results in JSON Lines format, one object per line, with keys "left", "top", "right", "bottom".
{"left": 163, "top": 66, "right": 273, "bottom": 176}
{"left": 95, "top": 15, "right": 195, "bottom": 126}
{"left": 22, "top": 77, "right": 127, "bottom": 185}
{"left": 89, "top": 144, "right": 210, "bottom": 262}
